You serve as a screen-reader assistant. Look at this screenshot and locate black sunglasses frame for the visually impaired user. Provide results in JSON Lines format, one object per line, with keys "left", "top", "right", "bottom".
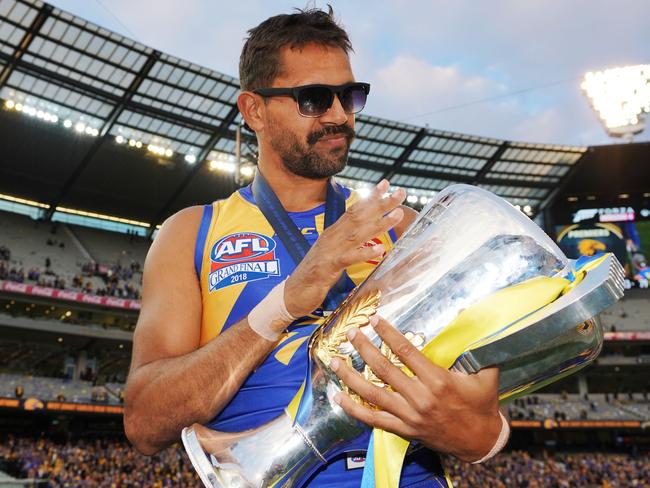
{"left": 253, "top": 82, "right": 370, "bottom": 117}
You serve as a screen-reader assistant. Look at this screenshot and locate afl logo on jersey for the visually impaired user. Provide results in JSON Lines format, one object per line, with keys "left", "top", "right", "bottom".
{"left": 208, "top": 233, "right": 280, "bottom": 291}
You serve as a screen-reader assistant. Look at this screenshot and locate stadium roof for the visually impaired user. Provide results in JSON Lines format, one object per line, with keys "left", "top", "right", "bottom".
{"left": 0, "top": 0, "right": 589, "bottom": 228}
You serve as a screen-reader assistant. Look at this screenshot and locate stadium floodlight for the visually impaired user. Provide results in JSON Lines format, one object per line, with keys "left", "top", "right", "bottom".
{"left": 164, "top": 148, "right": 174, "bottom": 158}
{"left": 184, "top": 154, "right": 197, "bottom": 164}
{"left": 406, "top": 194, "right": 418, "bottom": 204}
{"left": 63, "top": 119, "right": 72, "bottom": 128}
{"left": 4, "top": 99, "right": 14, "bottom": 109}
{"left": 209, "top": 160, "right": 235, "bottom": 173}
{"left": 419, "top": 196, "right": 429, "bottom": 205}
{"left": 14, "top": 103, "right": 23, "bottom": 111}
{"left": 523, "top": 204, "right": 532, "bottom": 214}
{"left": 581, "top": 64, "right": 650, "bottom": 140}
{"left": 240, "top": 165, "right": 255, "bottom": 178}
{"left": 75, "top": 122, "right": 85, "bottom": 133}
{"left": 115, "top": 135, "right": 125, "bottom": 144}
{"left": 221, "top": 161, "right": 235, "bottom": 173}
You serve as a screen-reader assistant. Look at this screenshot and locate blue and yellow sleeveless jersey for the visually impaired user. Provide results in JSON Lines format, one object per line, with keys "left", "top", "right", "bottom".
{"left": 194, "top": 183, "right": 449, "bottom": 487}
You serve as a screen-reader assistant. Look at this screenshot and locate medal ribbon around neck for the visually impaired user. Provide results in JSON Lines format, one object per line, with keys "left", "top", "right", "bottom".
{"left": 251, "top": 170, "right": 352, "bottom": 311}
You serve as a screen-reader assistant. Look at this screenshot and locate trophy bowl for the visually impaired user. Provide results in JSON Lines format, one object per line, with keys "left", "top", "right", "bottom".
{"left": 182, "top": 184, "right": 624, "bottom": 488}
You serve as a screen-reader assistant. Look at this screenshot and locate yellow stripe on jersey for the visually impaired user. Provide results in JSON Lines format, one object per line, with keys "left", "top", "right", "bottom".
{"left": 198, "top": 188, "right": 397, "bottom": 347}
{"left": 199, "top": 192, "right": 275, "bottom": 345}
{"left": 274, "top": 336, "right": 309, "bottom": 365}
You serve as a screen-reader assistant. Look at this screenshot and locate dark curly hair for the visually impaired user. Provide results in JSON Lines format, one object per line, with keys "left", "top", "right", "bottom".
{"left": 239, "top": 6, "right": 353, "bottom": 91}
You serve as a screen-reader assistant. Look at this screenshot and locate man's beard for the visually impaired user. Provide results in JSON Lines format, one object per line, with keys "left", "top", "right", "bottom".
{"left": 268, "top": 120, "right": 355, "bottom": 179}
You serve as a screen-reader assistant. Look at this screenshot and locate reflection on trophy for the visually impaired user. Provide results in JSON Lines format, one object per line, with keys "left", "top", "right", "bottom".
{"left": 182, "top": 184, "right": 625, "bottom": 488}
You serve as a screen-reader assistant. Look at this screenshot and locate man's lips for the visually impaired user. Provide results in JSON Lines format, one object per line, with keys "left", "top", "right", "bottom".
{"left": 316, "top": 134, "right": 347, "bottom": 143}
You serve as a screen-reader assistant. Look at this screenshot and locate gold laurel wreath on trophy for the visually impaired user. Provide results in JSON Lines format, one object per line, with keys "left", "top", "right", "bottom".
{"left": 314, "top": 289, "right": 425, "bottom": 407}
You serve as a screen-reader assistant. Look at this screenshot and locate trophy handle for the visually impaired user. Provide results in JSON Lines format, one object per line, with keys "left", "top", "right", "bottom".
{"left": 451, "top": 253, "right": 625, "bottom": 400}
{"left": 182, "top": 427, "right": 225, "bottom": 488}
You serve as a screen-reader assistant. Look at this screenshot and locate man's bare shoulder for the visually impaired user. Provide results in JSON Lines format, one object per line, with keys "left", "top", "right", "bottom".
{"left": 146, "top": 205, "right": 205, "bottom": 259}
{"left": 158, "top": 205, "right": 205, "bottom": 241}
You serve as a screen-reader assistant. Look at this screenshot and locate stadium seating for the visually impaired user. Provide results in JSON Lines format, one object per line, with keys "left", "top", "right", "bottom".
{"left": 508, "top": 393, "right": 650, "bottom": 422}
{"left": 0, "top": 209, "right": 145, "bottom": 298}
{"left": 68, "top": 224, "right": 149, "bottom": 271}
{"left": 0, "top": 373, "right": 122, "bottom": 405}
{"left": 448, "top": 450, "right": 650, "bottom": 487}
{"left": 600, "top": 289, "right": 650, "bottom": 332}
{"left": 0, "top": 339, "right": 65, "bottom": 378}
{"left": 0, "top": 436, "right": 648, "bottom": 487}
{"left": 0, "top": 211, "right": 86, "bottom": 288}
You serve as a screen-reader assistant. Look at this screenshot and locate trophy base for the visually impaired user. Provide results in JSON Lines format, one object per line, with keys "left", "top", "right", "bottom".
{"left": 181, "top": 410, "right": 331, "bottom": 488}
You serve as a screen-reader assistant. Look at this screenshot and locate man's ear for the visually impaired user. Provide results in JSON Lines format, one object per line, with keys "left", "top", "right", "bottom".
{"left": 237, "top": 92, "right": 265, "bottom": 133}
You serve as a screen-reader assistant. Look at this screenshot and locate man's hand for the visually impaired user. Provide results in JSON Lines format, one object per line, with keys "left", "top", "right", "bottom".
{"left": 284, "top": 180, "right": 405, "bottom": 318}
{"left": 330, "top": 316, "right": 503, "bottom": 462}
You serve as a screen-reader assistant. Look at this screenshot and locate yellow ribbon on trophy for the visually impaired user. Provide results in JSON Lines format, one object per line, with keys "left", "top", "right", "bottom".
{"left": 371, "top": 253, "right": 608, "bottom": 488}
{"left": 285, "top": 254, "right": 609, "bottom": 488}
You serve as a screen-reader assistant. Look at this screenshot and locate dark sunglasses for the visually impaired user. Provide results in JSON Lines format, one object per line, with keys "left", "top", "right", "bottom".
{"left": 253, "top": 82, "right": 370, "bottom": 117}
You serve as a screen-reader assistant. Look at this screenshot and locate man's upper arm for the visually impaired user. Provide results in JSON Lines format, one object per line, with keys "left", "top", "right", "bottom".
{"left": 130, "top": 206, "right": 204, "bottom": 371}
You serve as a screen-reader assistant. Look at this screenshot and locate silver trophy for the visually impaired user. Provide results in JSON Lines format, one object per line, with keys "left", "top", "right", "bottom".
{"left": 182, "top": 184, "right": 624, "bottom": 488}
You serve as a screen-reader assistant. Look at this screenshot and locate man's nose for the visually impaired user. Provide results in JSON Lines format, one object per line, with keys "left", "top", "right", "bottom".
{"left": 319, "top": 94, "right": 349, "bottom": 126}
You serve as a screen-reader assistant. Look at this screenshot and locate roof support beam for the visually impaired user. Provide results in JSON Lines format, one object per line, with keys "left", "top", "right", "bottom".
{"left": 1, "top": 53, "right": 226, "bottom": 135}
{"left": 472, "top": 141, "right": 510, "bottom": 185}
{"left": 45, "top": 50, "right": 161, "bottom": 217}
{"left": 380, "top": 128, "right": 427, "bottom": 181}
{"left": 0, "top": 3, "right": 52, "bottom": 90}
{"left": 538, "top": 148, "right": 592, "bottom": 213}
{"left": 349, "top": 157, "right": 553, "bottom": 190}
{"left": 148, "top": 105, "right": 241, "bottom": 235}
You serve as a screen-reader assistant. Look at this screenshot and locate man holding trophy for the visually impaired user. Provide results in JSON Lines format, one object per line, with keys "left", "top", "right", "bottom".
{"left": 124, "top": 7, "right": 623, "bottom": 488}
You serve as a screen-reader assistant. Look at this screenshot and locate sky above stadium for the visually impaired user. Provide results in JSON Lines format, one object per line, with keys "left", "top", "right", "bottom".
{"left": 48, "top": 0, "right": 650, "bottom": 147}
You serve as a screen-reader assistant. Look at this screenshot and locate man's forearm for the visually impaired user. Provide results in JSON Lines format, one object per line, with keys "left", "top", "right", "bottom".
{"left": 124, "top": 318, "right": 276, "bottom": 454}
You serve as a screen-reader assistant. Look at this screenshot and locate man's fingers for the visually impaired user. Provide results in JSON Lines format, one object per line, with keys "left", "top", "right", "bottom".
{"left": 344, "top": 180, "right": 405, "bottom": 229}
{"left": 373, "top": 182, "right": 406, "bottom": 215}
{"left": 336, "top": 244, "right": 386, "bottom": 268}
{"left": 371, "top": 316, "right": 449, "bottom": 386}
{"left": 330, "top": 355, "right": 407, "bottom": 414}
{"left": 372, "top": 178, "right": 390, "bottom": 198}
{"left": 343, "top": 326, "right": 413, "bottom": 395}
{"left": 333, "top": 391, "right": 418, "bottom": 438}
{"left": 463, "top": 366, "right": 500, "bottom": 397}
{"left": 475, "top": 366, "right": 499, "bottom": 386}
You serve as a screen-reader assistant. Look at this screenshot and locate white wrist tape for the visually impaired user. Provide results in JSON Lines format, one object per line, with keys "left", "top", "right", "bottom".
{"left": 471, "top": 411, "right": 510, "bottom": 464}
{"left": 247, "top": 280, "right": 296, "bottom": 342}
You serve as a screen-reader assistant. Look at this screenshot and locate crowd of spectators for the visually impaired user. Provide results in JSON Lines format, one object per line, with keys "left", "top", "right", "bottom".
{"left": 80, "top": 261, "right": 141, "bottom": 300}
{"left": 0, "top": 242, "right": 141, "bottom": 300}
{"left": 0, "top": 435, "right": 195, "bottom": 487}
{"left": 449, "top": 450, "right": 650, "bottom": 487}
{"left": 0, "top": 262, "right": 67, "bottom": 289}
{"left": 507, "top": 391, "right": 650, "bottom": 423}
{"left": 1, "top": 435, "right": 648, "bottom": 487}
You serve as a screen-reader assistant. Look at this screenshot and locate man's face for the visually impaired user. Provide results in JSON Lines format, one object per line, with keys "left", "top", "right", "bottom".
{"left": 261, "top": 43, "right": 356, "bottom": 179}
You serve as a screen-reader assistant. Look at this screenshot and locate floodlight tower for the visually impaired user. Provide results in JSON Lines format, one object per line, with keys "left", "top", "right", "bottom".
{"left": 581, "top": 64, "right": 650, "bottom": 142}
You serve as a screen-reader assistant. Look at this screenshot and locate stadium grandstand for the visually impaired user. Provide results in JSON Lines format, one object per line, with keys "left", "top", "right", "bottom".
{"left": 0, "top": 0, "right": 649, "bottom": 486}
